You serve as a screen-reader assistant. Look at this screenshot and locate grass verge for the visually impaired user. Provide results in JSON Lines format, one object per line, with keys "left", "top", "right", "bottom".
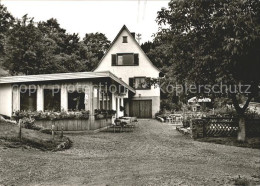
{"left": 196, "top": 136, "right": 260, "bottom": 149}
{"left": 0, "top": 120, "right": 72, "bottom": 151}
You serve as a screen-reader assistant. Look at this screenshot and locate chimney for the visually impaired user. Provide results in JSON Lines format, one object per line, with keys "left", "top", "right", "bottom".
{"left": 131, "top": 32, "right": 135, "bottom": 39}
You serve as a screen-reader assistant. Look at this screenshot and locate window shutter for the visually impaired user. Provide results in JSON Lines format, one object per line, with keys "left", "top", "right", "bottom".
{"left": 111, "top": 54, "right": 116, "bottom": 66}
{"left": 134, "top": 54, "right": 139, "bottom": 66}
{"left": 129, "top": 78, "right": 134, "bottom": 88}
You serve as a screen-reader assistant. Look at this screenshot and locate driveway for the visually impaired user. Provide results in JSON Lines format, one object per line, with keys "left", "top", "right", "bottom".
{"left": 0, "top": 120, "right": 259, "bottom": 185}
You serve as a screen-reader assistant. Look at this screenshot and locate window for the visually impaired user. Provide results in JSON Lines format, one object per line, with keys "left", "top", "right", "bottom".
{"left": 118, "top": 53, "right": 133, "bottom": 65}
{"left": 99, "top": 92, "right": 110, "bottom": 110}
{"left": 111, "top": 53, "right": 139, "bottom": 66}
{"left": 119, "top": 98, "right": 124, "bottom": 111}
{"left": 129, "top": 77, "right": 151, "bottom": 90}
{"left": 123, "top": 36, "right": 128, "bottom": 43}
{"left": 116, "top": 98, "right": 118, "bottom": 113}
{"left": 68, "top": 92, "right": 85, "bottom": 111}
{"left": 44, "top": 89, "right": 61, "bottom": 111}
{"left": 20, "top": 89, "right": 37, "bottom": 111}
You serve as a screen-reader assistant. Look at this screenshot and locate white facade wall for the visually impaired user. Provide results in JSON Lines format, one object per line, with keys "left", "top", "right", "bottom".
{"left": 94, "top": 29, "right": 160, "bottom": 98}
{"left": 12, "top": 85, "right": 20, "bottom": 112}
{"left": 37, "top": 85, "right": 44, "bottom": 111}
{"left": 0, "top": 84, "right": 13, "bottom": 117}
{"left": 61, "top": 84, "right": 68, "bottom": 111}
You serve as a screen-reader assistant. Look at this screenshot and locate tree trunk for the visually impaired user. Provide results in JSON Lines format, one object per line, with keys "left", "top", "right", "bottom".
{"left": 230, "top": 93, "right": 253, "bottom": 142}
{"left": 238, "top": 116, "right": 246, "bottom": 142}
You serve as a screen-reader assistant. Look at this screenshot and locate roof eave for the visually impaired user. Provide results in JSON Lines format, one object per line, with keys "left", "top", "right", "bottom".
{"left": 0, "top": 71, "right": 136, "bottom": 94}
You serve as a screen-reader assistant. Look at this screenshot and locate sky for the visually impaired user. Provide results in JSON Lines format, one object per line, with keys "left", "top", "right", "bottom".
{"left": 2, "top": 0, "right": 170, "bottom": 43}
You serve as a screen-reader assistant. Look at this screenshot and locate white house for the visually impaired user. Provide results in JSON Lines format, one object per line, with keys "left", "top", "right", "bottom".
{"left": 0, "top": 25, "right": 160, "bottom": 121}
{"left": 94, "top": 25, "right": 161, "bottom": 118}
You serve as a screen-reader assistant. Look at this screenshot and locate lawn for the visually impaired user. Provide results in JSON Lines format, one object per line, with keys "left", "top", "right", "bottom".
{"left": 0, "top": 119, "right": 260, "bottom": 185}
{"left": 0, "top": 120, "right": 71, "bottom": 151}
{"left": 197, "top": 136, "right": 260, "bottom": 149}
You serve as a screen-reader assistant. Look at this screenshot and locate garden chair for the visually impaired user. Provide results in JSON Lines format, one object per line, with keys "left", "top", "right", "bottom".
{"left": 176, "top": 116, "right": 182, "bottom": 122}
{"left": 166, "top": 116, "right": 173, "bottom": 123}
{"left": 167, "top": 114, "right": 176, "bottom": 124}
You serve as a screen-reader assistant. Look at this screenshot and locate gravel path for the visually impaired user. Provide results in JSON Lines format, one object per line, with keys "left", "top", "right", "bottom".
{"left": 0, "top": 119, "right": 259, "bottom": 185}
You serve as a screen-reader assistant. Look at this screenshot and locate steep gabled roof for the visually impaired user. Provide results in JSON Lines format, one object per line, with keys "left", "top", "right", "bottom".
{"left": 93, "top": 25, "right": 161, "bottom": 72}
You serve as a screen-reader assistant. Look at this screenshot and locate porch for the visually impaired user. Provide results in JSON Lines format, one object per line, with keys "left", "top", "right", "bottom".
{"left": 0, "top": 71, "right": 136, "bottom": 131}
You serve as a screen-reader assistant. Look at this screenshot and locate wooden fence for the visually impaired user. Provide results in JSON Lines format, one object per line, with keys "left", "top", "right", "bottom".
{"left": 191, "top": 118, "right": 260, "bottom": 138}
{"left": 203, "top": 118, "right": 238, "bottom": 137}
{"left": 35, "top": 118, "right": 112, "bottom": 131}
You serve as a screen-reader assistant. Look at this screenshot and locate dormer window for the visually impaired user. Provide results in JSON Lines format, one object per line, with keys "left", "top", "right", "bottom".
{"left": 123, "top": 36, "right": 128, "bottom": 43}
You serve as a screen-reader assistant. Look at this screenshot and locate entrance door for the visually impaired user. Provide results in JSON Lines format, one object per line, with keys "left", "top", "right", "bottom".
{"left": 129, "top": 100, "right": 152, "bottom": 118}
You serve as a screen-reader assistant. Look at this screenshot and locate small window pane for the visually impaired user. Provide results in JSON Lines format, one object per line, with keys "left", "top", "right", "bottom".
{"left": 68, "top": 92, "right": 85, "bottom": 111}
{"left": 44, "top": 89, "right": 61, "bottom": 111}
{"left": 134, "top": 77, "right": 150, "bottom": 89}
{"left": 123, "top": 36, "right": 127, "bottom": 43}
{"left": 118, "top": 56, "right": 123, "bottom": 65}
{"left": 20, "top": 89, "right": 37, "bottom": 111}
{"left": 123, "top": 54, "right": 134, "bottom": 65}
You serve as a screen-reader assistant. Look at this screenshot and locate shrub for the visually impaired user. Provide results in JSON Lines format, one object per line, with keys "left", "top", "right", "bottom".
{"left": 155, "top": 110, "right": 163, "bottom": 118}
{"left": 211, "top": 106, "right": 260, "bottom": 119}
{"left": 21, "top": 117, "right": 35, "bottom": 129}
{"left": 107, "top": 110, "right": 116, "bottom": 116}
{"left": 183, "top": 118, "right": 191, "bottom": 128}
{"left": 94, "top": 109, "right": 116, "bottom": 116}
{"left": 160, "top": 99, "right": 182, "bottom": 112}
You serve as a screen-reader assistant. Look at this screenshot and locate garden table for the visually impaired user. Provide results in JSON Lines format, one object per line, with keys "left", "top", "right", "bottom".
{"left": 112, "top": 117, "right": 137, "bottom": 132}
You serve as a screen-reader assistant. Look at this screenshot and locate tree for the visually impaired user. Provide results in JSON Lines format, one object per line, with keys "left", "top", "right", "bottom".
{"left": 1, "top": 5, "right": 111, "bottom": 75}
{"left": 3, "top": 15, "right": 111, "bottom": 74}
{"left": 0, "top": 4, "right": 14, "bottom": 54}
{"left": 156, "top": 0, "right": 260, "bottom": 141}
{"left": 141, "top": 40, "right": 173, "bottom": 73}
{"left": 82, "top": 33, "right": 110, "bottom": 70}
{"left": 0, "top": 4, "right": 14, "bottom": 76}
{"left": 141, "top": 41, "right": 154, "bottom": 55}
{"left": 38, "top": 20, "right": 111, "bottom": 71}
{"left": 37, "top": 18, "right": 67, "bottom": 55}
{"left": 3, "top": 15, "right": 61, "bottom": 75}
{"left": 3, "top": 15, "right": 41, "bottom": 75}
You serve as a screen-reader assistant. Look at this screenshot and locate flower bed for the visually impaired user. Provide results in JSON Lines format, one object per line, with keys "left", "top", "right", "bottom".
{"left": 12, "top": 110, "right": 114, "bottom": 131}
{"left": 12, "top": 110, "right": 90, "bottom": 121}
{"left": 94, "top": 109, "right": 116, "bottom": 120}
